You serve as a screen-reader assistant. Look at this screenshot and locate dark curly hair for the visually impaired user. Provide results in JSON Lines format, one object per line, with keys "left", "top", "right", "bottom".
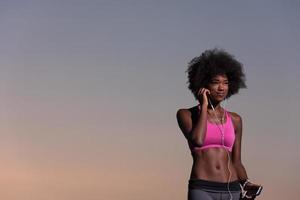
{"left": 186, "top": 48, "right": 247, "bottom": 100}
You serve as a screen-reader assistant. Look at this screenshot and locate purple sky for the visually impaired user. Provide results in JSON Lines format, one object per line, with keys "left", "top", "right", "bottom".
{"left": 1, "top": 1, "right": 299, "bottom": 199}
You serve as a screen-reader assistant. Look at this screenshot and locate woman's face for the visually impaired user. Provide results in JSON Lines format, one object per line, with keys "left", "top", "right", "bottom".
{"left": 207, "top": 74, "right": 229, "bottom": 102}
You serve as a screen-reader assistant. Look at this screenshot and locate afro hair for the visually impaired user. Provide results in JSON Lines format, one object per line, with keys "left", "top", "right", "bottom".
{"left": 186, "top": 48, "right": 247, "bottom": 100}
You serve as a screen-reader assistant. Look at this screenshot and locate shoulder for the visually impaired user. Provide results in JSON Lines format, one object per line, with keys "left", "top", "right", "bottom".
{"left": 228, "top": 111, "right": 242, "bottom": 122}
{"left": 176, "top": 106, "right": 198, "bottom": 136}
{"left": 228, "top": 111, "right": 242, "bottom": 129}
{"left": 176, "top": 108, "right": 191, "bottom": 121}
{"left": 176, "top": 106, "right": 198, "bottom": 119}
{"left": 176, "top": 108, "right": 190, "bottom": 114}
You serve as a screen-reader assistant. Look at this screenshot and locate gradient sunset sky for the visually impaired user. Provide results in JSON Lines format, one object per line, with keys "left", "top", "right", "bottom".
{"left": 1, "top": 1, "right": 299, "bottom": 199}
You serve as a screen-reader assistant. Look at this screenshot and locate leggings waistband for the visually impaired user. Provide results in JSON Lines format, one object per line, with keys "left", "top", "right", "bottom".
{"left": 188, "top": 178, "right": 241, "bottom": 192}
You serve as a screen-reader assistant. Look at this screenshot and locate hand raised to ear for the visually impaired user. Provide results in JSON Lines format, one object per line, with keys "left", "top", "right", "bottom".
{"left": 197, "top": 88, "right": 210, "bottom": 107}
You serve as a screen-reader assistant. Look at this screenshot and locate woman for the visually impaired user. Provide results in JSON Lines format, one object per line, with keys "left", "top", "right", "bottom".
{"left": 176, "top": 48, "right": 262, "bottom": 200}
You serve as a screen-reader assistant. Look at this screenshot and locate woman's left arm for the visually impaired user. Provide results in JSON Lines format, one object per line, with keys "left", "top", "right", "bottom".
{"left": 230, "top": 112, "right": 248, "bottom": 181}
{"left": 231, "top": 112, "right": 263, "bottom": 197}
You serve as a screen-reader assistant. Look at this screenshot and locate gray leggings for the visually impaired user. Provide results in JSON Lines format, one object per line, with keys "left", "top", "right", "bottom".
{"left": 188, "top": 179, "right": 241, "bottom": 200}
{"left": 188, "top": 188, "right": 241, "bottom": 200}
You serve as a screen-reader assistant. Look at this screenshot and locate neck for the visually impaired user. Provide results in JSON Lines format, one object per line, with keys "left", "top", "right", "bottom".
{"left": 208, "top": 99, "right": 222, "bottom": 111}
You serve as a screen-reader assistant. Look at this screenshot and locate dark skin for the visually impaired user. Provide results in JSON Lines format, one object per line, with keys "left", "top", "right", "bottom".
{"left": 177, "top": 74, "right": 261, "bottom": 197}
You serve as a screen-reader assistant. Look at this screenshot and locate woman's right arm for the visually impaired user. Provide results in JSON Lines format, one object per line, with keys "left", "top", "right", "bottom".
{"left": 176, "top": 88, "right": 210, "bottom": 146}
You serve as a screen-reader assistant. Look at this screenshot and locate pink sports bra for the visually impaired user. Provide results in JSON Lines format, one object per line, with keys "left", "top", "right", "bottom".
{"left": 188, "top": 109, "right": 235, "bottom": 153}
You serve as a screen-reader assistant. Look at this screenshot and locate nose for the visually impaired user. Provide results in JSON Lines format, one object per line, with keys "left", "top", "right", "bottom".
{"left": 218, "top": 84, "right": 225, "bottom": 91}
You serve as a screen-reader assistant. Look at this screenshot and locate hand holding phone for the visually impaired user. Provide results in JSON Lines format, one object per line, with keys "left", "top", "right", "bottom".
{"left": 241, "top": 181, "right": 263, "bottom": 199}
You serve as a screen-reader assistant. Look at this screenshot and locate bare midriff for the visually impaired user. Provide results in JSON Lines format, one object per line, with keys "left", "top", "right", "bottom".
{"left": 190, "top": 147, "right": 238, "bottom": 182}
